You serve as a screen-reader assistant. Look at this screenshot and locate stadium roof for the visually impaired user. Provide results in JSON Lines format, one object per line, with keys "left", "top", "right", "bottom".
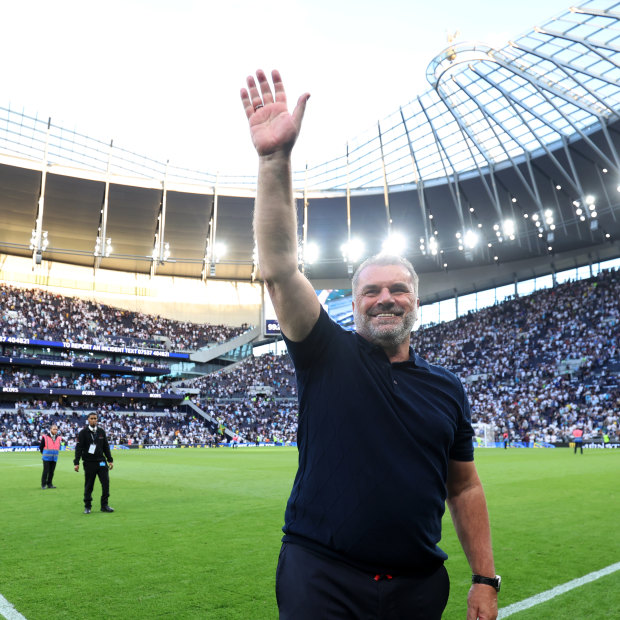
{"left": 0, "top": 0, "right": 619, "bottom": 303}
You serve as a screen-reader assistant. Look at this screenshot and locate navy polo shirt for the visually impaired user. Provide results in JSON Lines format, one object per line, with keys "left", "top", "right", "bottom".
{"left": 282, "top": 306, "right": 474, "bottom": 574}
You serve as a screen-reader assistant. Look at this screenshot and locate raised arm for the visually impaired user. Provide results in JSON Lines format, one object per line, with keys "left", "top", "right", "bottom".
{"left": 241, "top": 69, "right": 320, "bottom": 342}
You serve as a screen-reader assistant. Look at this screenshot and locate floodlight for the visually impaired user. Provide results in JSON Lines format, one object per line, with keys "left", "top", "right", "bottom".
{"left": 585, "top": 195, "right": 595, "bottom": 205}
{"left": 214, "top": 242, "right": 226, "bottom": 262}
{"left": 381, "top": 232, "right": 406, "bottom": 255}
{"left": 304, "top": 241, "right": 319, "bottom": 265}
{"left": 502, "top": 219, "right": 515, "bottom": 237}
{"left": 340, "top": 238, "right": 365, "bottom": 263}
{"left": 464, "top": 229, "right": 479, "bottom": 249}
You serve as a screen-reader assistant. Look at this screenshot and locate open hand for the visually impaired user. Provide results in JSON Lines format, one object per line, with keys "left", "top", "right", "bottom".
{"left": 240, "top": 69, "right": 309, "bottom": 157}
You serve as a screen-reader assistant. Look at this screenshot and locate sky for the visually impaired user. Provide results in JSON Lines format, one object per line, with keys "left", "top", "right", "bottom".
{"left": 2, "top": 0, "right": 574, "bottom": 178}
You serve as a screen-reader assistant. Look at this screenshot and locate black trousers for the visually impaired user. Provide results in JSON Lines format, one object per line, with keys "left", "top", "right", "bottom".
{"left": 83, "top": 462, "right": 110, "bottom": 509}
{"left": 276, "top": 542, "right": 450, "bottom": 620}
{"left": 41, "top": 460, "right": 57, "bottom": 487}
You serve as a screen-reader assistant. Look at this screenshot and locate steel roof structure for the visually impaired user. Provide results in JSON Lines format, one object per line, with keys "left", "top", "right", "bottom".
{"left": 0, "top": 0, "right": 619, "bottom": 304}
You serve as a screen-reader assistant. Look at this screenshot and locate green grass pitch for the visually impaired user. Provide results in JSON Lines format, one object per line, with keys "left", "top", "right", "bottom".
{"left": 1, "top": 447, "right": 618, "bottom": 619}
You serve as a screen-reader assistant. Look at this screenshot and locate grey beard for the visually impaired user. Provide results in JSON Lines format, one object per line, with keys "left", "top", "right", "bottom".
{"left": 354, "top": 308, "right": 416, "bottom": 348}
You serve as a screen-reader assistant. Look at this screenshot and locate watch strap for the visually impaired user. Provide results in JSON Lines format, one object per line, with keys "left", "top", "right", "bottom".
{"left": 472, "top": 574, "right": 501, "bottom": 592}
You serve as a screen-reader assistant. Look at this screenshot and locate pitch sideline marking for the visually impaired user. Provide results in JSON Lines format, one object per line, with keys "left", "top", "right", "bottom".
{"left": 498, "top": 561, "right": 620, "bottom": 618}
{"left": 0, "top": 594, "right": 26, "bottom": 620}
{"left": 2, "top": 562, "right": 619, "bottom": 619}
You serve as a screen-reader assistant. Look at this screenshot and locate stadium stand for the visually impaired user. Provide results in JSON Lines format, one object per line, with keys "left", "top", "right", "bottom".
{"left": 1, "top": 270, "right": 619, "bottom": 448}
{"left": 0, "top": 283, "right": 250, "bottom": 350}
{"left": 0, "top": 3, "right": 619, "bottom": 451}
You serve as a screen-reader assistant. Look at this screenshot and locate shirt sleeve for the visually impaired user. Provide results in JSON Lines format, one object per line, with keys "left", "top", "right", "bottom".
{"left": 449, "top": 380, "right": 475, "bottom": 462}
{"left": 282, "top": 306, "right": 338, "bottom": 371}
{"left": 74, "top": 430, "right": 83, "bottom": 465}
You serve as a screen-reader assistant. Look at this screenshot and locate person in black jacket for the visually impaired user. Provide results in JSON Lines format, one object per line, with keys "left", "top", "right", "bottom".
{"left": 73, "top": 413, "right": 115, "bottom": 514}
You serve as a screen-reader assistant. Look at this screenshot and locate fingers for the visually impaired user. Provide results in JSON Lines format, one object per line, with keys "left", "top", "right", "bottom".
{"left": 240, "top": 87, "right": 254, "bottom": 120}
{"left": 257, "top": 69, "right": 275, "bottom": 105}
{"left": 270, "top": 70, "right": 287, "bottom": 105}
{"left": 240, "top": 69, "right": 298, "bottom": 119}
{"left": 292, "top": 92, "right": 311, "bottom": 131}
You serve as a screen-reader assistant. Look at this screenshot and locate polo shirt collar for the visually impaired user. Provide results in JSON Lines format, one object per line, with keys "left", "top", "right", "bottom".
{"left": 354, "top": 331, "right": 428, "bottom": 368}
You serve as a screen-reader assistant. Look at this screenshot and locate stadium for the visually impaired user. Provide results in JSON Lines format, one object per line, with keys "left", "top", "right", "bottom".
{"left": 0, "top": 1, "right": 619, "bottom": 618}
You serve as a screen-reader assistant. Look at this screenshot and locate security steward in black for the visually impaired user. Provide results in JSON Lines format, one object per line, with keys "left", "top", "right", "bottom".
{"left": 73, "top": 413, "right": 114, "bottom": 514}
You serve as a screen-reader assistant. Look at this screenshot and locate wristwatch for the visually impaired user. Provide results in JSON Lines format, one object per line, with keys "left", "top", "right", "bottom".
{"left": 472, "top": 574, "right": 501, "bottom": 592}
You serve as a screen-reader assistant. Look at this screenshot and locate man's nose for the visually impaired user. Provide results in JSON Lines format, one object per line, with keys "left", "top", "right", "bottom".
{"left": 376, "top": 288, "right": 394, "bottom": 305}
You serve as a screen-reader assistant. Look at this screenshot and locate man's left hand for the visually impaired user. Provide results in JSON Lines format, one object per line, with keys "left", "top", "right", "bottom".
{"left": 108, "top": 462, "right": 114, "bottom": 470}
{"left": 467, "top": 584, "right": 498, "bottom": 620}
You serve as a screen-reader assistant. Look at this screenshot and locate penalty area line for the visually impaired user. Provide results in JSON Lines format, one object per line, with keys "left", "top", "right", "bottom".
{"left": 498, "top": 561, "right": 620, "bottom": 618}
{"left": 0, "top": 594, "right": 26, "bottom": 620}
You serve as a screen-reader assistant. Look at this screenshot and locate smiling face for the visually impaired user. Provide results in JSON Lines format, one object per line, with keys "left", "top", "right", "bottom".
{"left": 352, "top": 263, "right": 419, "bottom": 351}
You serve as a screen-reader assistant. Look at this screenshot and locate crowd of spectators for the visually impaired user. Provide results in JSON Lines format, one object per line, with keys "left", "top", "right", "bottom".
{"left": 0, "top": 283, "right": 250, "bottom": 351}
{"left": 0, "top": 406, "right": 219, "bottom": 447}
{"left": 1, "top": 269, "right": 618, "bottom": 448}
{"left": 187, "top": 269, "right": 619, "bottom": 445}
{"left": 414, "top": 269, "right": 619, "bottom": 444}
{"left": 205, "top": 399, "right": 297, "bottom": 444}
{"left": 186, "top": 354, "right": 296, "bottom": 399}
{"left": 0, "top": 369, "right": 175, "bottom": 394}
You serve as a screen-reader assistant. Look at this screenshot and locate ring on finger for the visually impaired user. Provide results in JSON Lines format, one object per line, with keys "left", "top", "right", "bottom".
{"left": 254, "top": 103, "right": 264, "bottom": 110}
